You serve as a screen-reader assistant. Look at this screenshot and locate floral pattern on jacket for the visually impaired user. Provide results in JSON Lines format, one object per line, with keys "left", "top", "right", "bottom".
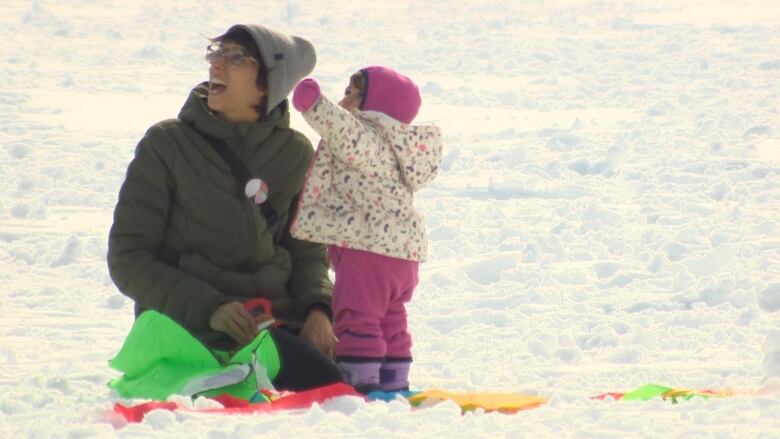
{"left": 290, "top": 94, "right": 443, "bottom": 261}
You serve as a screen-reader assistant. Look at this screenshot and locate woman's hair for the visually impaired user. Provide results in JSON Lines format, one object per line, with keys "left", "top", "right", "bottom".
{"left": 210, "top": 28, "right": 269, "bottom": 116}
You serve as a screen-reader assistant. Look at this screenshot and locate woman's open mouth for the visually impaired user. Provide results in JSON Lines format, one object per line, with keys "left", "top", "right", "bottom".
{"left": 210, "top": 78, "right": 228, "bottom": 95}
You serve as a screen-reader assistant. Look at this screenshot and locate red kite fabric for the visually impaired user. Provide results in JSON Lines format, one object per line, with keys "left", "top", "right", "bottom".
{"left": 113, "top": 383, "right": 362, "bottom": 423}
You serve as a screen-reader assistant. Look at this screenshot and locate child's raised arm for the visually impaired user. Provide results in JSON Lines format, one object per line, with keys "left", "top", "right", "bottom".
{"left": 292, "top": 78, "right": 379, "bottom": 169}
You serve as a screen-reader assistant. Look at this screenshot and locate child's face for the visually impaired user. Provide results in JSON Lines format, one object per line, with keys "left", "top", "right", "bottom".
{"left": 339, "top": 73, "right": 364, "bottom": 111}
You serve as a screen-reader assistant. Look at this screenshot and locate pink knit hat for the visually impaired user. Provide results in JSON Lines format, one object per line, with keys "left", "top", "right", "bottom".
{"left": 359, "top": 66, "right": 421, "bottom": 124}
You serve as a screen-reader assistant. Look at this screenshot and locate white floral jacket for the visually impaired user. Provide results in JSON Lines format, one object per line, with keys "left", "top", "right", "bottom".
{"left": 290, "top": 94, "right": 443, "bottom": 262}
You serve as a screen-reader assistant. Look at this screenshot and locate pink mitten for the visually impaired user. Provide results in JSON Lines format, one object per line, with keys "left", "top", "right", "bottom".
{"left": 292, "top": 78, "right": 321, "bottom": 112}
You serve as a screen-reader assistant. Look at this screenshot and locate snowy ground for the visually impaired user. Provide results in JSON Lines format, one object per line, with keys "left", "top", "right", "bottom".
{"left": 2, "top": 0, "right": 780, "bottom": 437}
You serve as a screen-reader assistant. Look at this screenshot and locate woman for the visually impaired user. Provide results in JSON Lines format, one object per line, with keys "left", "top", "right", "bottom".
{"left": 107, "top": 24, "right": 341, "bottom": 392}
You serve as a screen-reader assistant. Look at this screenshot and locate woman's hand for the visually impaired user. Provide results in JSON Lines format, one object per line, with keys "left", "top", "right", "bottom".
{"left": 299, "top": 308, "right": 337, "bottom": 358}
{"left": 209, "top": 302, "right": 259, "bottom": 347}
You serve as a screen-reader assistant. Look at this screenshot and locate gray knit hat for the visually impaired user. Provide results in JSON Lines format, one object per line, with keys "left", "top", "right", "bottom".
{"left": 228, "top": 24, "right": 316, "bottom": 115}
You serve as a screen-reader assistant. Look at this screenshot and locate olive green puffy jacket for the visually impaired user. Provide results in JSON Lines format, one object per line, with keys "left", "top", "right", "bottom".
{"left": 107, "top": 83, "right": 332, "bottom": 346}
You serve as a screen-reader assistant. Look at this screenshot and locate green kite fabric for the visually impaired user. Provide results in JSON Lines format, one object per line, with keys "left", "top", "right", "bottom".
{"left": 108, "top": 311, "right": 280, "bottom": 401}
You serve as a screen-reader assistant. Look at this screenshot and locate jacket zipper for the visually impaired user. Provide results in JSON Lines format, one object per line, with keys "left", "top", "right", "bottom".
{"left": 240, "top": 138, "right": 257, "bottom": 267}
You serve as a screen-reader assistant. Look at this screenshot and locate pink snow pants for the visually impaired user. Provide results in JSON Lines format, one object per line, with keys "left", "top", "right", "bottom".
{"left": 328, "top": 246, "right": 419, "bottom": 359}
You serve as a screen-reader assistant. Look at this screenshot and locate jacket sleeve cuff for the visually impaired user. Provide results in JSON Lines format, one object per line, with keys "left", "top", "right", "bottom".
{"left": 199, "top": 295, "right": 230, "bottom": 330}
{"left": 304, "top": 302, "right": 333, "bottom": 322}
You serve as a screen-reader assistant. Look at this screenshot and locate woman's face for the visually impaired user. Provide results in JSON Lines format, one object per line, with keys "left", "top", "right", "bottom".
{"left": 206, "top": 41, "right": 266, "bottom": 122}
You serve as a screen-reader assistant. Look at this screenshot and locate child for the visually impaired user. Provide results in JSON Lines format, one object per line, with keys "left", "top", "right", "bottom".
{"left": 290, "top": 66, "right": 443, "bottom": 392}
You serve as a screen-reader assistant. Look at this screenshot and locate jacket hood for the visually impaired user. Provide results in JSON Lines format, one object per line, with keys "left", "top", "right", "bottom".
{"left": 178, "top": 82, "right": 290, "bottom": 143}
{"left": 361, "top": 111, "right": 442, "bottom": 192}
{"left": 360, "top": 66, "right": 421, "bottom": 124}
